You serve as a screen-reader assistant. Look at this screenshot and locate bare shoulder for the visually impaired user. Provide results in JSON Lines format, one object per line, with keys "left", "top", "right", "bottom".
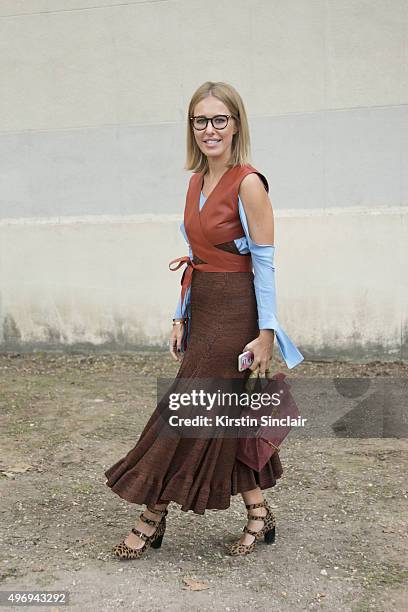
{"left": 239, "top": 172, "right": 272, "bottom": 210}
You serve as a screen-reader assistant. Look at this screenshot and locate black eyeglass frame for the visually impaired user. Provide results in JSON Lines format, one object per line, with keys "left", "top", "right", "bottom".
{"left": 189, "top": 114, "right": 236, "bottom": 130}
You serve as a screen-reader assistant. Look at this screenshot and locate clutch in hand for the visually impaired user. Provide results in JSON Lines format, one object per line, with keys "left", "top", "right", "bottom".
{"left": 236, "top": 368, "right": 300, "bottom": 472}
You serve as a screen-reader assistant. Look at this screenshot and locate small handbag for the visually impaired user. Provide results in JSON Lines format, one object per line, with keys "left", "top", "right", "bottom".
{"left": 235, "top": 369, "right": 300, "bottom": 472}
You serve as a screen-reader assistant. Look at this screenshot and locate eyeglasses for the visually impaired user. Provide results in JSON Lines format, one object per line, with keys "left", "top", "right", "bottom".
{"left": 190, "top": 114, "right": 235, "bottom": 131}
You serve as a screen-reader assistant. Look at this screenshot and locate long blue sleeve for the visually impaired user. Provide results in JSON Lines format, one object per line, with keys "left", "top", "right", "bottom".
{"left": 238, "top": 197, "right": 304, "bottom": 369}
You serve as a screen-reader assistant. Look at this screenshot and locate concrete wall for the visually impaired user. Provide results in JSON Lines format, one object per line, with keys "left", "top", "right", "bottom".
{"left": 0, "top": 0, "right": 407, "bottom": 360}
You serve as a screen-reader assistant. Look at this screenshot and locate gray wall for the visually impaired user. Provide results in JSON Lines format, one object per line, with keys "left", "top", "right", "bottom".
{"left": 0, "top": 0, "right": 407, "bottom": 360}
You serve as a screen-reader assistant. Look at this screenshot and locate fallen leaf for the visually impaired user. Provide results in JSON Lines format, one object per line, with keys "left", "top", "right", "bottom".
{"left": 182, "top": 577, "right": 209, "bottom": 591}
{"left": 1, "top": 463, "right": 33, "bottom": 474}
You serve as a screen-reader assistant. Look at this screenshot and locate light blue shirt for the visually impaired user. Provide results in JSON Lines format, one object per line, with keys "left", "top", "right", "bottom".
{"left": 174, "top": 191, "right": 304, "bottom": 369}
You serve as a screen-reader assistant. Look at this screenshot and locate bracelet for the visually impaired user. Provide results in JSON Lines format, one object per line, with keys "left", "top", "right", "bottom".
{"left": 172, "top": 319, "right": 186, "bottom": 326}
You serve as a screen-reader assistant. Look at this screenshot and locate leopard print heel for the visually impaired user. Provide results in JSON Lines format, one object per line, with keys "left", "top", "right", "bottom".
{"left": 112, "top": 506, "right": 168, "bottom": 560}
{"left": 226, "top": 500, "right": 276, "bottom": 556}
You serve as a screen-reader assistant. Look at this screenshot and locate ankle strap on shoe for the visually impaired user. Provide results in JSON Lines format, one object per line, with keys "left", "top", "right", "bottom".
{"left": 131, "top": 527, "right": 150, "bottom": 542}
{"left": 247, "top": 512, "right": 267, "bottom": 521}
{"left": 243, "top": 525, "right": 261, "bottom": 537}
{"left": 140, "top": 513, "right": 161, "bottom": 526}
{"left": 147, "top": 506, "right": 168, "bottom": 517}
{"left": 245, "top": 501, "right": 267, "bottom": 511}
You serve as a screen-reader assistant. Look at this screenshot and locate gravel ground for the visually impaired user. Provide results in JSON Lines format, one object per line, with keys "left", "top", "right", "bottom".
{"left": 0, "top": 351, "right": 407, "bottom": 612}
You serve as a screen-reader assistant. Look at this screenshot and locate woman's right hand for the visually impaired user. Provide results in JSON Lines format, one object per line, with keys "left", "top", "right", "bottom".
{"left": 169, "top": 322, "right": 184, "bottom": 362}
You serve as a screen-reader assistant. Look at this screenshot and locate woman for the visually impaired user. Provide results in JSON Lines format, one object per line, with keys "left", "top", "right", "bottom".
{"left": 104, "top": 81, "right": 304, "bottom": 558}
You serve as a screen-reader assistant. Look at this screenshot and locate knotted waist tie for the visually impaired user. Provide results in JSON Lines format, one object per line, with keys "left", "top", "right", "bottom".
{"left": 169, "top": 248, "right": 253, "bottom": 314}
{"left": 168, "top": 255, "right": 198, "bottom": 309}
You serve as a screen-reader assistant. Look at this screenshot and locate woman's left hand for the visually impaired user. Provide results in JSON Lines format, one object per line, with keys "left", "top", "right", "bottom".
{"left": 243, "top": 330, "right": 275, "bottom": 375}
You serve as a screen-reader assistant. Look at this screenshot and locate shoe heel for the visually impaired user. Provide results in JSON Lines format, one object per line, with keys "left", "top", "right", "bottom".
{"left": 264, "top": 526, "right": 276, "bottom": 544}
{"left": 151, "top": 534, "right": 164, "bottom": 549}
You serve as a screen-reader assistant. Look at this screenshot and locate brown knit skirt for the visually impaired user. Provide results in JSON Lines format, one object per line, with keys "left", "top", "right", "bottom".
{"left": 104, "top": 248, "right": 283, "bottom": 515}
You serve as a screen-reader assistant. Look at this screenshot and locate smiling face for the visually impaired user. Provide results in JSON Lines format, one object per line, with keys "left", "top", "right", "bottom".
{"left": 191, "top": 95, "right": 238, "bottom": 164}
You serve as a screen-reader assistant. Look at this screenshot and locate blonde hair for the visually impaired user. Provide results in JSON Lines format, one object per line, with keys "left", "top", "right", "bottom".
{"left": 184, "top": 81, "right": 251, "bottom": 173}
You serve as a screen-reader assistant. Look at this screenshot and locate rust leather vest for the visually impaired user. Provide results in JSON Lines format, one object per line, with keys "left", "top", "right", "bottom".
{"left": 169, "top": 164, "right": 269, "bottom": 308}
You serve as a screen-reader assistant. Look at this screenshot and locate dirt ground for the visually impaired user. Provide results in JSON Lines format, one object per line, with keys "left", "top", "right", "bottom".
{"left": 0, "top": 351, "right": 407, "bottom": 612}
